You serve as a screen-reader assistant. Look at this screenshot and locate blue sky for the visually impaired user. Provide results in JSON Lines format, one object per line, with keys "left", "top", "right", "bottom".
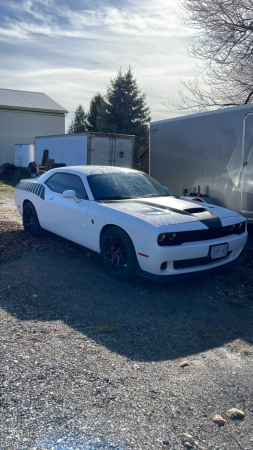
{"left": 0, "top": 0, "right": 196, "bottom": 129}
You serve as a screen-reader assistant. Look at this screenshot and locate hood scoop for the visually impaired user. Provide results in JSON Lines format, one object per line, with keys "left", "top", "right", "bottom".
{"left": 183, "top": 207, "right": 220, "bottom": 225}
{"left": 184, "top": 207, "right": 207, "bottom": 214}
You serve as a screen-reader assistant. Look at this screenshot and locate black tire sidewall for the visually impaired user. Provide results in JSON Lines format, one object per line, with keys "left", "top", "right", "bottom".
{"left": 101, "top": 227, "right": 136, "bottom": 280}
{"left": 23, "top": 202, "right": 42, "bottom": 237}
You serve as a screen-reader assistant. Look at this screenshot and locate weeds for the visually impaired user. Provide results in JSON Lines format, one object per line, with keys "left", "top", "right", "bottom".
{"left": 100, "top": 326, "right": 119, "bottom": 334}
{"left": 241, "top": 347, "right": 251, "bottom": 355}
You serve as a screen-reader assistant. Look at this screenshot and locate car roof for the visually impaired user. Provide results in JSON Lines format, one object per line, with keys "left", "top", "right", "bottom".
{"left": 48, "top": 166, "right": 140, "bottom": 176}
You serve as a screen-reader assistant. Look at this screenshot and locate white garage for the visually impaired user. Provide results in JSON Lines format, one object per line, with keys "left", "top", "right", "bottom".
{"left": 0, "top": 88, "right": 68, "bottom": 166}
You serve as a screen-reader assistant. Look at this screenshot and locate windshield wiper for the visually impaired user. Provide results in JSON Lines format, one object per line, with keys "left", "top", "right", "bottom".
{"left": 97, "top": 195, "right": 135, "bottom": 201}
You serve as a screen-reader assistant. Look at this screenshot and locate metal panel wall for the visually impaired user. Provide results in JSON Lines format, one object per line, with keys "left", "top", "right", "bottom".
{"left": 150, "top": 107, "right": 250, "bottom": 212}
{"left": 0, "top": 109, "right": 65, "bottom": 165}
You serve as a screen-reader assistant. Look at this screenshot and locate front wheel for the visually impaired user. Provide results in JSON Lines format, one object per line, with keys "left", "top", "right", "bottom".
{"left": 23, "top": 202, "right": 43, "bottom": 237}
{"left": 101, "top": 227, "right": 136, "bottom": 280}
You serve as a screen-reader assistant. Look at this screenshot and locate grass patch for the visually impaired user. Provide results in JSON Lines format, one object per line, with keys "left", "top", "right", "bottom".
{"left": 100, "top": 326, "right": 119, "bottom": 334}
{"left": 0, "top": 181, "right": 14, "bottom": 192}
{"left": 0, "top": 169, "right": 30, "bottom": 188}
{"left": 0, "top": 313, "right": 14, "bottom": 322}
{"left": 241, "top": 347, "right": 251, "bottom": 355}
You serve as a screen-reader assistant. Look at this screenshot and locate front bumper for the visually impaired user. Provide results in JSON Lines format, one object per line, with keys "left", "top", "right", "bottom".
{"left": 136, "top": 257, "right": 243, "bottom": 282}
{"left": 135, "top": 231, "right": 247, "bottom": 278}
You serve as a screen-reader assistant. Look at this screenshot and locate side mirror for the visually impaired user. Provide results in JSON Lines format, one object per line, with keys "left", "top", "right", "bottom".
{"left": 63, "top": 190, "right": 81, "bottom": 203}
{"left": 63, "top": 190, "right": 76, "bottom": 198}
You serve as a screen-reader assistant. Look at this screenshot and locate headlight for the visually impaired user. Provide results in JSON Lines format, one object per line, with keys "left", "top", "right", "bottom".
{"left": 158, "top": 232, "right": 177, "bottom": 245}
{"left": 230, "top": 224, "right": 235, "bottom": 231}
{"left": 237, "top": 222, "right": 243, "bottom": 230}
{"left": 158, "top": 233, "right": 166, "bottom": 243}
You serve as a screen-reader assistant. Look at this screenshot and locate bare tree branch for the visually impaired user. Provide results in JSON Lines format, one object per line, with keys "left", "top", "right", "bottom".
{"left": 168, "top": 0, "right": 253, "bottom": 112}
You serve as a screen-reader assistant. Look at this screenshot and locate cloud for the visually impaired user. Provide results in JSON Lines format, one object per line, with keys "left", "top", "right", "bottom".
{"left": 1, "top": 0, "right": 187, "bottom": 39}
{"left": 0, "top": 0, "right": 196, "bottom": 125}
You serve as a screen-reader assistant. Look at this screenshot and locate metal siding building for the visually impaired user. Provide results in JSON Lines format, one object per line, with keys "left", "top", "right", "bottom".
{"left": 0, "top": 88, "right": 68, "bottom": 165}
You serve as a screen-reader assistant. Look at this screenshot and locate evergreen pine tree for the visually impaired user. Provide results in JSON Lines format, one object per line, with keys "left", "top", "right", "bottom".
{"left": 68, "top": 104, "right": 88, "bottom": 133}
{"left": 87, "top": 93, "right": 103, "bottom": 132}
{"left": 97, "top": 67, "right": 151, "bottom": 146}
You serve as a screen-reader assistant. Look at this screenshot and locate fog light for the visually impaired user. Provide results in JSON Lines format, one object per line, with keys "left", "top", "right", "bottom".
{"left": 158, "top": 233, "right": 166, "bottom": 243}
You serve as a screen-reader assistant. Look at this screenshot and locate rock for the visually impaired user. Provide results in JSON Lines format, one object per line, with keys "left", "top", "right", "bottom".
{"left": 227, "top": 408, "right": 245, "bottom": 418}
{"left": 195, "top": 441, "right": 208, "bottom": 450}
{"left": 213, "top": 414, "right": 226, "bottom": 425}
{"left": 182, "top": 433, "right": 194, "bottom": 444}
{"left": 179, "top": 360, "right": 190, "bottom": 367}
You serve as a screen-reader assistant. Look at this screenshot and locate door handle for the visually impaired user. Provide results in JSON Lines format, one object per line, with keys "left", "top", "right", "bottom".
{"left": 49, "top": 196, "right": 54, "bottom": 200}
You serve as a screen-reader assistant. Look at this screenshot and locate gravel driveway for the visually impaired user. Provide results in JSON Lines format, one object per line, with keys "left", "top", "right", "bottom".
{"left": 1, "top": 185, "right": 253, "bottom": 450}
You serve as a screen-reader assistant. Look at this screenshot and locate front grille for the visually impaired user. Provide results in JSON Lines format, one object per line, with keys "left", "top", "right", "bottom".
{"left": 174, "top": 252, "right": 232, "bottom": 270}
{"left": 158, "top": 222, "right": 246, "bottom": 246}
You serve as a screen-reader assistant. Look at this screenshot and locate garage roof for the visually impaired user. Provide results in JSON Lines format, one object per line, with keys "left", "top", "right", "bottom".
{"left": 0, "top": 88, "right": 68, "bottom": 114}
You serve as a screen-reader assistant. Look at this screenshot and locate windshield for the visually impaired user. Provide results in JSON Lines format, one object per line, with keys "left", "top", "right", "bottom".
{"left": 87, "top": 172, "right": 169, "bottom": 201}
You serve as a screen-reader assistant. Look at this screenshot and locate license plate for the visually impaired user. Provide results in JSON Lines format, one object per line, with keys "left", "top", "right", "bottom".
{"left": 211, "top": 243, "right": 228, "bottom": 259}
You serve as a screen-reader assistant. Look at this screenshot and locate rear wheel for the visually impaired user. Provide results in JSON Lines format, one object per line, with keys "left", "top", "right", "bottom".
{"left": 101, "top": 226, "right": 136, "bottom": 280}
{"left": 23, "top": 202, "right": 43, "bottom": 237}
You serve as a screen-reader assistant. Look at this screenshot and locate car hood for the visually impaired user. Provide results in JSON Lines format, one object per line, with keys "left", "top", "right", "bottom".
{"left": 102, "top": 197, "right": 240, "bottom": 227}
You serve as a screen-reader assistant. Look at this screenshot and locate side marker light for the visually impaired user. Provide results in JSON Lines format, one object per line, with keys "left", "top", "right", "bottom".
{"left": 138, "top": 252, "right": 149, "bottom": 258}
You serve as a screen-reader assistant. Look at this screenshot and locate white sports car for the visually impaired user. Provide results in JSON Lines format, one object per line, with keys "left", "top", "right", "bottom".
{"left": 15, "top": 166, "right": 247, "bottom": 281}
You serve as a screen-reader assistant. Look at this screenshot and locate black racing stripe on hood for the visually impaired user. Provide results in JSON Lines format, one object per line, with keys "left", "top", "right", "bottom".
{"left": 200, "top": 217, "right": 222, "bottom": 229}
{"left": 136, "top": 200, "right": 222, "bottom": 229}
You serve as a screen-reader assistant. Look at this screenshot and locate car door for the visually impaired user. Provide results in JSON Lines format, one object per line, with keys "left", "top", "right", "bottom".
{"left": 40, "top": 172, "right": 90, "bottom": 247}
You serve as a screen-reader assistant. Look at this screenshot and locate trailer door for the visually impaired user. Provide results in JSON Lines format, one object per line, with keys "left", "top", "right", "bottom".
{"left": 241, "top": 113, "right": 253, "bottom": 216}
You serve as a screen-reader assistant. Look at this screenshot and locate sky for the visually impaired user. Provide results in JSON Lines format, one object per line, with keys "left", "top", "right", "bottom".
{"left": 0, "top": 0, "right": 196, "bottom": 130}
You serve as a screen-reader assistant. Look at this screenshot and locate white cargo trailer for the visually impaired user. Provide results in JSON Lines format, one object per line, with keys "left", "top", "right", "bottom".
{"left": 150, "top": 104, "right": 253, "bottom": 222}
{"left": 35, "top": 132, "right": 135, "bottom": 169}
{"left": 14, "top": 144, "right": 35, "bottom": 168}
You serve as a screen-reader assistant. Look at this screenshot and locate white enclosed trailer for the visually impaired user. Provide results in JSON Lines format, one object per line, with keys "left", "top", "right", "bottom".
{"left": 14, "top": 144, "right": 35, "bottom": 168}
{"left": 150, "top": 104, "right": 253, "bottom": 222}
{"left": 35, "top": 132, "right": 135, "bottom": 169}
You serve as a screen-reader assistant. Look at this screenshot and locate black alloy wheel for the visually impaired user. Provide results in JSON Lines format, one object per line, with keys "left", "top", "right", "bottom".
{"left": 22, "top": 202, "right": 43, "bottom": 237}
{"left": 101, "top": 226, "right": 136, "bottom": 280}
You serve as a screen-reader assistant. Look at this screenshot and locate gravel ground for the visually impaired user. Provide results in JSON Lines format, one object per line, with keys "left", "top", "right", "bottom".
{"left": 1, "top": 183, "right": 253, "bottom": 450}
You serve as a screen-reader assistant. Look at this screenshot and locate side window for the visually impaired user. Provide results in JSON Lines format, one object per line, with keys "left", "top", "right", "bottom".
{"left": 45, "top": 173, "right": 62, "bottom": 191}
{"left": 54, "top": 173, "right": 88, "bottom": 199}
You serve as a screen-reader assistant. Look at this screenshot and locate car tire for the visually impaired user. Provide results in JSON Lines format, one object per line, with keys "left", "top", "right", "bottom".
{"left": 23, "top": 202, "right": 43, "bottom": 237}
{"left": 101, "top": 226, "right": 136, "bottom": 280}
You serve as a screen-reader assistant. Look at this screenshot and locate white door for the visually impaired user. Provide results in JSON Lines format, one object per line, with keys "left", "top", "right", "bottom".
{"left": 40, "top": 172, "right": 90, "bottom": 246}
